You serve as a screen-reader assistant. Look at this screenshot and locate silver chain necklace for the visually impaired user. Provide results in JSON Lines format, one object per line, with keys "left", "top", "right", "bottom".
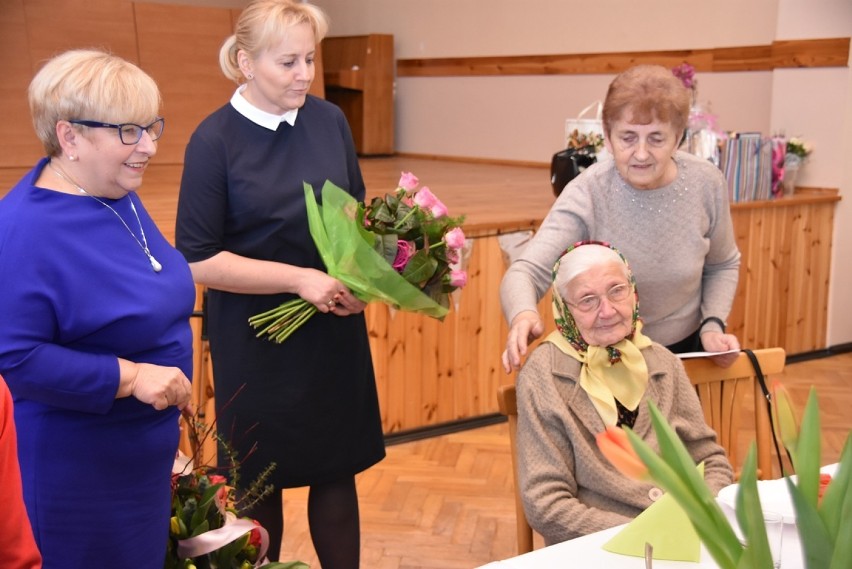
{"left": 49, "top": 161, "right": 162, "bottom": 272}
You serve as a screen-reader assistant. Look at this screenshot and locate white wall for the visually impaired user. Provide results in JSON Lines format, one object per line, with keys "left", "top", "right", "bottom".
{"left": 312, "top": 0, "right": 852, "bottom": 348}
{"left": 772, "top": 0, "right": 852, "bottom": 348}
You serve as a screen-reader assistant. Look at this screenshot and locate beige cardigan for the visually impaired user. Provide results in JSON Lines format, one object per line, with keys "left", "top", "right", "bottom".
{"left": 516, "top": 341, "right": 733, "bottom": 546}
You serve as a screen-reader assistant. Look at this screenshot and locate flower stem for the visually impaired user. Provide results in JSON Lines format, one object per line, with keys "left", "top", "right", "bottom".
{"left": 393, "top": 206, "right": 418, "bottom": 230}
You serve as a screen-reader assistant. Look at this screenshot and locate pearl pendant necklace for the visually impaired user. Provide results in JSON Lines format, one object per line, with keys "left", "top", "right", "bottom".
{"left": 49, "top": 161, "right": 162, "bottom": 272}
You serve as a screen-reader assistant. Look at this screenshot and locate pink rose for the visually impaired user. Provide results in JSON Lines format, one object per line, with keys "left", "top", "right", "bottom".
{"left": 448, "top": 269, "right": 468, "bottom": 288}
{"left": 414, "top": 187, "right": 448, "bottom": 218}
{"left": 392, "top": 240, "right": 416, "bottom": 272}
{"left": 398, "top": 171, "right": 419, "bottom": 191}
{"left": 446, "top": 248, "right": 460, "bottom": 264}
{"left": 207, "top": 474, "right": 229, "bottom": 507}
{"left": 444, "top": 227, "right": 465, "bottom": 249}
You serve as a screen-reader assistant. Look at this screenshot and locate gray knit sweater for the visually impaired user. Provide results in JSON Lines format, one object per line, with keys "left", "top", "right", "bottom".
{"left": 501, "top": 151, "right": 740, "bottom": 346}
{"left": 516, "top": 341, "right": 733, "bottom": 546}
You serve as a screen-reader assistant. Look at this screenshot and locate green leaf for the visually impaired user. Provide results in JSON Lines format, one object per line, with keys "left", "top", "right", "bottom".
{"left": 828, "top": 463, "right": 852, "bottom": 569}
{"left": 796, "top": 388, "right": 823, "bottom": 508}
{"left": 734, "top": 445, "right": 774, "bottom": 569}
{"left": 402, "top": 249, "right": 438, "bottom": 285}
{"left": 371, "top": 232, "right": 399, "bottom": 265}
{"left": 787, "top": 477, "right": 835, "bottom": 567}
{"left": 819, "top": 433, "right": 852, "bottom": 541}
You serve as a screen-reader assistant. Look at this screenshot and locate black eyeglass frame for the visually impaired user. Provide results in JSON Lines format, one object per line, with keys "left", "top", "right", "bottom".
{"left": 68, "top": 117, "right": 165, "bottom": 145}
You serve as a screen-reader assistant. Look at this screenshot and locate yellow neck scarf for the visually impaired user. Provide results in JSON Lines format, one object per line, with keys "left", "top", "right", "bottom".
{"left": 546, "top": 322, "right": 652, "bottom": 426}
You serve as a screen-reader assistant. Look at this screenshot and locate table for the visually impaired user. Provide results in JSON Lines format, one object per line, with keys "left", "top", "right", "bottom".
{"left": 476, "top": 503, "right": 804, "bottom": 569}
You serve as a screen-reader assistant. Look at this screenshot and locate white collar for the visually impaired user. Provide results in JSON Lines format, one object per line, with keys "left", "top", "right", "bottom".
{"left": 230, "top": 85, "right": 298, "bottom": 131}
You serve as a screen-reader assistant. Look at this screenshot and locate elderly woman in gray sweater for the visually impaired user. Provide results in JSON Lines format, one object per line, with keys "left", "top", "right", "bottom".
{"left": 502, "top": 64, "right": 741, "bottom": 373}
{"left": 516, "top": 242, "right": 732, "bottom": 545}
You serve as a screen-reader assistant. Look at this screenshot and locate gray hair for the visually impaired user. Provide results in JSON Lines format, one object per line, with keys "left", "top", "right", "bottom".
{"left": 554, "top": 244, "right": 629, "bottom": 300}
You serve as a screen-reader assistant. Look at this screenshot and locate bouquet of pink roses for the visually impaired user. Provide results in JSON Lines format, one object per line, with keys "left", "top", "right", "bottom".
{"left": 249, "top": 172, "right": 467, "bottom": 343}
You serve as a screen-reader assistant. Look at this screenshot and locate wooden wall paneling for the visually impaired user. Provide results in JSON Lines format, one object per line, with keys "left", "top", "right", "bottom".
{"left": 23, "top": 0, "right": 139, "bottom": 65}
{"left": 727, "top": 194, "right": 837, "bottom": 354}
{"left": 0, "top": 0, "right": 41, "bottom": 167}
{"left": 133, "top": 2, "right": 236, "bottom": 165}
{"left": 397, "top": 37, "right": 850, "bottom": 78}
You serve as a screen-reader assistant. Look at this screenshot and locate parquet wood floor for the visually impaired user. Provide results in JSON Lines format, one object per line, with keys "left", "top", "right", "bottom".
{"left": 279, "top": 352, "right": 852, "bottom": 568}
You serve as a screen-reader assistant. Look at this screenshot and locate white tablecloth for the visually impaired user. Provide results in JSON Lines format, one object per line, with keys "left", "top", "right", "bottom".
{"left": 476, "top": 503, "right": 804, "bottom": 569}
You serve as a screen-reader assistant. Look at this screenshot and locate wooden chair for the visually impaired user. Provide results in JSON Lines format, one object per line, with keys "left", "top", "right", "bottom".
{"left": 496, "top": 383, "right": 534, "bottom": 554}
{"left": 682, "top": 347, "right": 786, "bottom": 480}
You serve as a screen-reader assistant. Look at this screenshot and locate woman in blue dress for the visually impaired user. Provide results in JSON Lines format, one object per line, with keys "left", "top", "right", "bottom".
{"left": 0, "top": 49, "right": 195, "bottom": 568}
{"left": 175, "top": 2, "right": 385, "bottom": 568}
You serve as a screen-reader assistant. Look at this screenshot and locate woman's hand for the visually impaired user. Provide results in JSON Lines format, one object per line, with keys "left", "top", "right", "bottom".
{"left": 502, "top": 310, "right": 545, "bottom": 373}
{"left": 296, "top": 268, "right": 366, "bottom": 315}
{"left": 118, "top": 359, "right": 193, "bottom": 411}
{"left": 700, "top": 331, "right": 741, "bottom": 368}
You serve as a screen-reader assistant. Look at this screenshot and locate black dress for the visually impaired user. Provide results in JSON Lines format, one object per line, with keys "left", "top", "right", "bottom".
{"left": 176, "top": 96, "right": 385, "bottom": 488}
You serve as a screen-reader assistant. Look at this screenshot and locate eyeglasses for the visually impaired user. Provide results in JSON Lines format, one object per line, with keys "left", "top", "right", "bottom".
{"left": 69, "top": 117, "right": 165, "bottom": 145}
{"left": 566, "top": 283, "right": 631, "bottom": 313}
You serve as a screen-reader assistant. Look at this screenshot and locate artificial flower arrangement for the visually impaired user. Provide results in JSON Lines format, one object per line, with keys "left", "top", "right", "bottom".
{"left": 249, "top": 173, "right": 467, "bottom": 343}
{"left": 597, "top": 382, "right": 851, "bottom": 569}
{"left": 566, "top": 128, "right": 604, "bottom": 153}
{"left": 166, "top": 411, "right": 307, "bottom": 569}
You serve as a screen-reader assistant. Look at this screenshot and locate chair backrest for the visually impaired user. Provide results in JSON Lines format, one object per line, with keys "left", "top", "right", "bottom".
{"left": 681, "top": 347, "right": 786, "bottom": 480}
{"left": 496, "top": 383, "right": 534, "bottom": 554}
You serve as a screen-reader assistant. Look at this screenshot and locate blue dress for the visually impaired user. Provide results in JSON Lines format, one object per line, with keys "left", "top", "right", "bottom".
{"left": 0, "top": 158, "right": 196, "bottom": 568}
{"left": 176, "top": 96, "right": 385, "bottom": 489}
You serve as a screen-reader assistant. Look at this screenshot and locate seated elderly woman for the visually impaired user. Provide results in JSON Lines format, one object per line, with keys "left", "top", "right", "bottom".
{"left": 515, "top": 241, "right": 733, "bottom": 546}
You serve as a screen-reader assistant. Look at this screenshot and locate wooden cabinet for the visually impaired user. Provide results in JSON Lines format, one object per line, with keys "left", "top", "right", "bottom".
{"left": 322, "top": 34, "right": 395, "bottom": 156}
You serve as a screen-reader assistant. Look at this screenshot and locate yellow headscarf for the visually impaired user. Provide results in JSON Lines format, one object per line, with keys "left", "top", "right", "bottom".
{"left": 545, "top": 241, "right": 652, "bottom": 426}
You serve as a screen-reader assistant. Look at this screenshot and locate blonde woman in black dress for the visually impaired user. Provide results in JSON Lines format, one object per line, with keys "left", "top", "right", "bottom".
{"left": 176, "top": 2, "right": 384, "bottom": 566}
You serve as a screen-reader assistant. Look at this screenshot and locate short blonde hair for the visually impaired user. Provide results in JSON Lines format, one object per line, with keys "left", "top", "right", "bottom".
{"left": 28, "top": 49, "right": 161, "bottom": 157}
{"left": 219, "top": 0, "right": 329, "bottom": 83}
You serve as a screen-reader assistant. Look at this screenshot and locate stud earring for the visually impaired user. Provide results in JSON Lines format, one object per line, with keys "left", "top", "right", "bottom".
{"left": 247, "top": 73, "right": 254, "bottom": 80}
{"left": 69, "top": 155, "right": 77, "bottom": 161}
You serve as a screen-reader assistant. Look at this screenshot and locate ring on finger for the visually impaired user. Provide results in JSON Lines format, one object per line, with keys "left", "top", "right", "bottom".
{"left": 327, "top": 299, "right": 336, "bottom": 308}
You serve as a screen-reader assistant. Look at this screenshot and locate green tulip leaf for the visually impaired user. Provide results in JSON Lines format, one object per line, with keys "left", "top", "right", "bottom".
{"left": 787, "top": 477, "right": 834, "bottom": 568}
{"left": 819, "top": 433, "right": 852, "bottom": 541}
{"left": 734, "top": 445, "right": 774, "bottom": 569}
{"left": 827, "top": 468, "right": 852, "bottom": 569}
{"left": 796, "top": 388, "right": 822, "bottom": 507}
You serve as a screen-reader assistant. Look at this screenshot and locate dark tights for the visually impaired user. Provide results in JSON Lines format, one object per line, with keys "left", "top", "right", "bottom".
{"left": 251, "top": 476, "right": 360, "bottom": 569}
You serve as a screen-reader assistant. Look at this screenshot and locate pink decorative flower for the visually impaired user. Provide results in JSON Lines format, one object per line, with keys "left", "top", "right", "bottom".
{"left": 448, "top": 269, "right": 467, "bottom": 288}
{"left": 671, "top": 62, "right": 696, "bottom": 90}
{"left": 444, "top": 227, "right": 465, "bottom": 250}
{"left": 446, "top": 248, "right": 460, "bottom": 264}
{"left": 392, "top": 240, "right": 416, "bottom": 271}
{"left": 398, "top": 171, "right": 419, "bottom": 191}
{"left": 414, "top": 187, "right": 448, "bottom": 218}
{"left": 207, "top": 474, "right": 230, "bottom": 508}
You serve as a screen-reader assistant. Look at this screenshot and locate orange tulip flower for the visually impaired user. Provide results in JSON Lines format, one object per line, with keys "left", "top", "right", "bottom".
{"left": 771, "top": 380, "right": 800, "bottom": 461}
{"left": 596, "top": 426, "right": 648, "bottom": 480}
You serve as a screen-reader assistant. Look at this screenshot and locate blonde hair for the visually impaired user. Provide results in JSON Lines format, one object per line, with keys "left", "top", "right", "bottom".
{"left": 28, "top": 49, "right": 162, "bottom": 157}
{"left": 219, "top": 0, "right": 329, "bottom": 84}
